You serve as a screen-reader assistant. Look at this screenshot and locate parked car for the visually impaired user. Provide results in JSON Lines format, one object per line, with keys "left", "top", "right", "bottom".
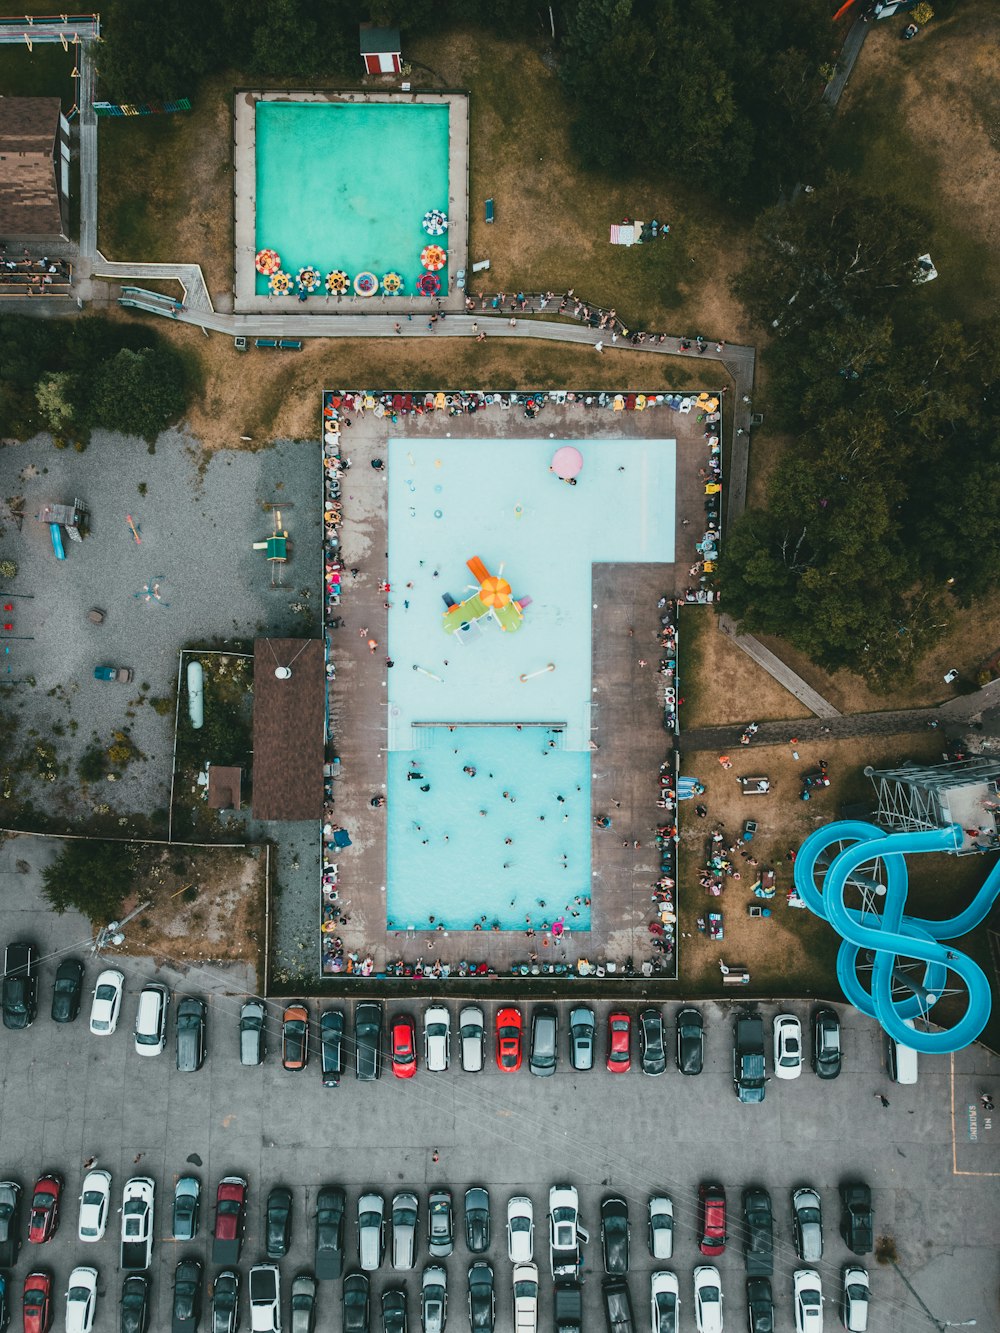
{"left": 392, "top": 1014, "right": 418, "bottom": 1079}
{"left": 600, "top": 1276, "right": 635, "bottom": 1333}
{"left": 120, "top": 1177, "right": 155, "bottom": 1272}
{"left": 528, "top": 1006, "right": 558, "bottom": 1077}
{"left": 22, "top": 1271, "right": 52, "bottom": 1333}
{"left": 467, "top": 1263, "right": 495, "bottom": 1332}
{"left": 568, "top": 1006, "right": 596, "bottom": 1071}
{"left": 172, "top": 1177, "right": 201, "bottom": 1241}
{"left": 2, "top": 941, "right": 38, "bottom": 1030}
{"left": 675, "top": 1006, "right": 704, "bottom": 1075}
{"left": 507, "top": 1196, "right": 534, "bottom": 1263}
{"left": 211, "top": 1271, "right": 240, "bottom": 1333}
{"left": 121, "top": 1275, "right": 150, "bottom": 1333}
{"left": 607, "top": 1012, "right": 631, "bottom": 1074}
{"left": 64, "top": 1267, "right": 97, "bottom": 1333}
{"left": 839, "top": 1183, "right": 873, "bottom": 1255}
{"left": 248, "top": 1264, "right": 280, "bottom": 1333}
{"left": 0, "top": 1273, "right": 8, "bottom": 1333}
{"left": 650, "top": 1271, "right": 679, "bottom": 1333}
{"left": 239, "top": 1000, "right": 266, "bottom": 1066}
{"left": 792, "top": 1188, "right": 823, "bottom": 1262}
{"left": 0, "top": 1181, "right": 22, "bottom": 1267}
{"left": 428, "top": 1189, "right": 454, "bottom": 1258}
{"left": 172, "top": 1260, "right": 203, "bottom": 1333}
{"left": 51, "top": 958, "right": 84, "bottom": 1024}
{"left": 793, "top": 1269, "right": 823, "bottom": 1333}
{"left": 647, "top": 1196, "right": 674, "bottom": 1260}
{"left": 496, "top": 1007, "right": 523, "bottom": 1072}
{"left": 212, "top": 1178, "right": 247, "bottom": 1266}
{"left": 281, "top": 1003, "right": 309, "bottom": 1070}
{"left": 175, "top": 997, "right": 207, "bottom": 1072}
{"left": 464, "top": 1188, "right": 490, "bottom": 1253}
{"left": 380, "top": 1287, "right": 407, "bottom": 1333}
{"left": 549, "top": 1186, "right": 588, "bottom": 1280}
{"left": 88, "top": 968, "right": 124, "bottom": 1036}
{"left": 693, "top": 1266, "right": 723, "bottom": 1333}
{"left": 358, "top": 1193, "right": 386, "bottom": 1271}
{"left": 742, "top": 1187, "right": 773, "bottom": 1277}
{"left": 733, "top": 1010, "right": 767, "bottom": 1103}
{"left": 746, "top": 1277, "right": 774, "bottom": 1333}
{"left": 810, "top": 1007, "right": 841, "bottom": 1079}
{"left": 841, "top": 1266, "right": 870, "bottom": 1332}
{"left": 424, "top": 1005, "right": 451, "bottom": 1071}
{"left": 77, "top": 1169, "right": 111, "bottom": 1242}
{"left": 392, "top": 1192, "right": 418, "bottom": 1271}
{"left": 28, "top": 1174, "right": 62, "bottom": 1244}
{"left": 420, "top": 1265, "right": 447, "bottom": 1333}
{"left": 639, "top": 1009, "right": 666, "bottom": 1076}
{"left": 265, "top": 1186, "right": 292, "bottom": 1260}
{"left": 94, "top": 666, "right": 132, "bottom": 683}
{"left": 600, "top": 1197, "right": 629, "bottom": 1275}
{"left": 773, "top": 1014, "right": 803, "bottom": 1080}
{"left": 320, "top": 1008, "right": 344, "bottom": 1086}
{"left": 697, "top": 1184, "right": 726, "bottom": 1257}
{"left": 355, "top": 1002, "right": 383, "bottom": 1081}
{"left": 459, "top": 1005, "right": 485, "bottom": 1072}
{"left": 343, "top": 1273, "right": 370, "bottom": 1333}
{"left": 554, "top": 1278, "right": 582, "bottom": 1333}
{"left": 133, "top": 984, "right": 169, "bottom": 1057}
{"left": 512, "top": 1263, "right": 538, "bottom": 1333}
{"left": 291, "top": 1274, "right": 316, "bottom": 1333}
{"left": 315, "top": 1185, "right": 346, "bottom": 1281}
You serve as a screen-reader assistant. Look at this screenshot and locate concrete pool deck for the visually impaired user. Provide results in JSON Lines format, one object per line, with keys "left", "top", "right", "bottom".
{"left": 233, "top": 89, "right": 469, "bottom": 315}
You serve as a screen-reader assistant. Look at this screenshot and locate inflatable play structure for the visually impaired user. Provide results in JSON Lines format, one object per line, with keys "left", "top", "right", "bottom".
{"left": 442, "top": 556, "right": 531, "bottom": 637}
{"left": 794, "top": 820, "right": 1000, "bottom": 1053}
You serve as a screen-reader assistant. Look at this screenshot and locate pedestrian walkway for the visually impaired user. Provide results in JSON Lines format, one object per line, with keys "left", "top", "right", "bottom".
{"left": 680, "top": 708, "right": 945, "bottom": 752}
{"left": 718, "top": 614, "right": 841, "bottom": 718}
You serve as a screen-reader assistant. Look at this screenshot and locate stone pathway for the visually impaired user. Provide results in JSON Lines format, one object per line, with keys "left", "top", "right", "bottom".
{"left": 679, "top": 708, "right": 947, "bottom": 753}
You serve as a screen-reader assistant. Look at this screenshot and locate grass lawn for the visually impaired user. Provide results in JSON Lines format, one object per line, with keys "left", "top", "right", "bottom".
{"left": 0, "top": 17, "right": 76, "bottom": 108}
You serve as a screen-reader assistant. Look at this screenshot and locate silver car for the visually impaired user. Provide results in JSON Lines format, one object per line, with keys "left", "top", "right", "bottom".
{"left": 459, "top": 1006, "right": 485, "bottom": 1072}
{"left": 842, "top": 1266, "right": 870, "bottom": 1332}
{"left": 421, "top": 1264, "right": 448, "bottom": 1333}
{"left": 358, "top": 1193, "right": 386, "bottom": 1271}
{"left": 792, "top": 1188, "right": 823, "bottom": 1262}
{"left": 392, "top": 1192, "right": 418, "bottom": 1270}
{"left": 424, "top": 1006, "right": 451, "bottom": 1072}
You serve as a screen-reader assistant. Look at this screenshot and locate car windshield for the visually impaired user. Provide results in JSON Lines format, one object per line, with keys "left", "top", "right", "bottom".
{"left": 96, "top": 985, "right": 116, "bottom": 1000}
{"left": 32, "top": 1190, "right": 51, "bottom": 1207}
{"left": 359, "top": 1210, "right": 380, "bottom": 1228}
{"left": 395, "top": 1207, "right": 416, "bottom": 1225}
{"left": 510, "top": 1216, "right": 529, "bottom": 1232}
{"left": 68, "top": 1287, "right": 90, "bottom": 1302}
{"left": 427, "top": 1023, "right": 447, "bottom": 1036}
{"left": 798, "top": 1206, "right": 820, "bottom": 1224}
{"left": 699, "top": 1285, "right": 720, "bottom": 1302}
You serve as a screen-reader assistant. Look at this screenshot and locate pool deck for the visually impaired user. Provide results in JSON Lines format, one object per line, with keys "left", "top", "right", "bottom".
{"left": 233, "top": 89, "right": 469, "bottom": 315}
{"left": 321, "top": 397, "right": 711, "bottom": 980}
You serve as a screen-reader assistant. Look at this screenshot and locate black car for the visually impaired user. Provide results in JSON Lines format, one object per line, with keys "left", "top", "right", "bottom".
{"left": 315, "top": 1185, "right": 346, "bottom": 1280}
{"left": 601, "top": 1276, "right": 635, "bottom": 1333}
{"left": 811, "top": 1008, "right": 842, "bottom": 1079}
{"left": 381, "top": 1287, "right": 408, "bottom": 1333}
{"left": 0, "top": 1181, "right": 21, "bottom": 1268}
{"left": 528, "top": 1006, "right": 558, "bottom": 1076}
{"left": 343, "top": 1273, "right": 370, "bottom": 1333}
{"left": 172, "top": 1259, "right": 203, "bottom": 1333}
{"left": 2, "top": 941, "right": 38, "bottom": 1030}
{"left": 568, "top": 1007, "right": 595, "bottom": 1071}
{"left": 734, "top": 1010, "right": 767, "bottom": 1103}
{"left": 51, "top": 958, "right": 84, "bottom": 1023}
{"left": 355, "top": 1002, "right": 383, "bottom": 1081}
{"left": 266, "top": 1186, "right": 293, "bottom": 1259}
{"left": 746, "top": 1277, "right": 774, "bottom": 1333}
{"left": 600, "top": 1197, "right": 630, "bottom": 1276}
{"left": 211, "top": 1271, "right": 239, "bottom": 1333}
{"left": 742, "top": 1188, "right": 773, "bottom": 1277}
{"left": 321, "top": 1009, "right": 345, "bottom": 1087}
{"left": 839, "top": 1182, "right": 873, "bottom": 1255}
{"left": 0, "top": 1271, "right": 9, "bottom": 1333}
{"left": 639, "top": 1009, "right": 666, "bottom": 1076}
{"left": 464, "top": 1188, "right": 490, "bottom": 1253}
{"left": 176, "top": 997, "right": 207, "bottom": 1073}
{"left": 675, "top": 1007, "right": 704, "bottom": 1075}
{"left": 291, "top": 1274, "right": 316, "bottom": 1333}
{"left": 467, "top": 1263, "right": 495, "bottom": 1332}
{"left": 121, "top": 1274, "right": 151, "bottom": 1333}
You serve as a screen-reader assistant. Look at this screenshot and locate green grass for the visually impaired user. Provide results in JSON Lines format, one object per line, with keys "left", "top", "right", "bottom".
{"left": 0, "top": 40, "right": 75, "bottom": 106}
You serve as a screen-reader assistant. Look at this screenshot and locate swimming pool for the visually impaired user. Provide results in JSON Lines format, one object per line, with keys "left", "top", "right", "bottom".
{"left": 384, "top": 436, "right": 676, "bottom": 931}
{"left": 254, "top": 102, "right": 450, "bottom": 296}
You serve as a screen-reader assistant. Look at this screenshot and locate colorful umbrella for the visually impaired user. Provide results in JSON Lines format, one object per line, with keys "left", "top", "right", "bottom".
{"left": 420, "top": 244, "right": 447, "bottom": 271}
{"left": 255, "top": 248, "right": 281, "bottom": 275}
{"left": 550, "top": 445, "right": 584, "bottom": 480}
{"left": 480, "top": 575, "right": 512, "bottom": 609}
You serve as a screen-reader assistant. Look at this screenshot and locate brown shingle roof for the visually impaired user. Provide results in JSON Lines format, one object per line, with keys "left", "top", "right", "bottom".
{"left": 252, "top": 638, "right": 324, "bottom": 822}
{"left": 0, "top": 97, "right": 63, "bottom": 236}
{"left": 207, "top": 765, "right": 242, "bottom": 811}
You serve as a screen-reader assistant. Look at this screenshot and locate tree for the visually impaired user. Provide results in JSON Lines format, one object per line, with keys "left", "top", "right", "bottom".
{"left": 90, "top": 346, "right": 187, "bottom": 439}
{"left": 41, "top": 840, "right": 138, "bottom": 924}
{"left": 36, "top": 372, "right": 79, "bottom": 434}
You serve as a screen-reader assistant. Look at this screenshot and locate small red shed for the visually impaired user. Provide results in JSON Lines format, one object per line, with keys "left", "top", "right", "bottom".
{"left": 360, "top": 25, "right": 402, "bottom": 75}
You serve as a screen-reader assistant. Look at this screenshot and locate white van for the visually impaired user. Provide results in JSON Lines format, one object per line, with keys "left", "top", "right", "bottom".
{"left": 133, "top": 984, "right": 169, "bottom": 1056}
{"left": 886, "top": 1018, "right": 919, "bottom": 1085}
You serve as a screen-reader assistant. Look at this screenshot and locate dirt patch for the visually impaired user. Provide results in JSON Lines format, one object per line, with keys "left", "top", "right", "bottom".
{"left": 680, "top": 608, "right": 812, "bottom": 730}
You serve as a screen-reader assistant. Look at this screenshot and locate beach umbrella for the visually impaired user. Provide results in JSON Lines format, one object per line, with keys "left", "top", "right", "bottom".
{"left": 420, "top": 244, "right": 447, "bottom": 271}
{"left": 480, "top": 575, "right": 512, "bottom": 609}
{"left": 550, "top": 445, "right": 584, "bottom": 480}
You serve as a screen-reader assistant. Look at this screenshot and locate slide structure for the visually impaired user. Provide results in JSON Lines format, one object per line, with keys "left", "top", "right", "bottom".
{"left": 442, "top": 556, "right": 528, "bottom": 636}
{"left": 794, "top": 819, "right": 1000, "bottom": 1053}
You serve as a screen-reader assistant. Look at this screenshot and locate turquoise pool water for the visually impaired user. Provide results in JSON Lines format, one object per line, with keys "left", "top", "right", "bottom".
{"left": 255, "top": 102, "right": 449, "bottom": 296}
{"left": 384, "top": 436, "right": 676, "bottom": 931}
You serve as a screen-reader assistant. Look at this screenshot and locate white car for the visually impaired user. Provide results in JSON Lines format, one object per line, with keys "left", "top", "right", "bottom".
{"left": 651, "top": 1271, "right": 680, "bottom": 1333}
{"left": 89, "top": 968, "right": 125, "bottom": 1035}
{"left": 133, "top": 983, "right": 169, "bottom": 1056}
{"left": 648, "top": 1196, "right": 674, "bottom": 1259}
{"left": 249, "top": 1263, "right": 281, "bottom": 1333}
{"left": 507, "top": 1196, "right": 534, "bottom": 1262}
{"left": 773, "top": 1014, "right": 803, "bottom": 1080}
{"left": 424, "top": 1006, "right": 451, "bottom": 1071}
{"left": 77, "top": 1169, "right": 112, "bottom": 1242}
{"left": 841, "top": 1266, "right": 869, "bottom": 1332}
{"left": 794, "top": 1269, "right": 823, "bottom": 1333}
{"left": 512, "top": 1262, "right": 538, "bottom": 1333}
{"left": 549, "top": 1185, "right": 587, "bottom": 1278}
{"left": 65, "top": 1266, "right": 98, "bottom": 1333}
{"left": 459, "top": 1005, "right": 485, "bottom": 1072}
{"left": 693, "top": 1265, "right": 723, "bottom": 1333}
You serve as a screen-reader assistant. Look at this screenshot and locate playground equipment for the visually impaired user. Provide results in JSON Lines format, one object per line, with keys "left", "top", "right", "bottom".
{"left": 677, "top": 777, "right": 706, "bottom": 801}
{"left": 442, "top": 556, "right": 530, "bottom": 637}
{"left": 36, "top": 498, "right": 86, "bottom": 559}
{"left": 253, "top": 509, "right": 289, "bottom": 585}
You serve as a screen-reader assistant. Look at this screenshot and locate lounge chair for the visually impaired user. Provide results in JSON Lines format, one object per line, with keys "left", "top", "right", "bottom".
{"left": 485, "top": 198, "right": 494, "bottom": 224}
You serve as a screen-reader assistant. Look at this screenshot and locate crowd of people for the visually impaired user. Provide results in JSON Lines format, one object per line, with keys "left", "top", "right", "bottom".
{"left": 320, "top": 404, "right": 348, "bottom": 976}
{"left": 0, "top": 250, "right": 73, "bottom": 297}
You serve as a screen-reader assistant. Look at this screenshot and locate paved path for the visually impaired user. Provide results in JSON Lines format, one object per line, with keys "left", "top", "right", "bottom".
{"left": 679, "top": 708, "right": 946, "bottom": 752}
{"left": 78, "top": 38, "right": 98, "bottom": 259}
{"left": 718, "top": 613, "right": 841, "bottom": 718}
{"left": 0, "top": 15, "right": 99, "bottom": 43}
{"left": 823, "top": 14, "right": 871, "bottom": 107}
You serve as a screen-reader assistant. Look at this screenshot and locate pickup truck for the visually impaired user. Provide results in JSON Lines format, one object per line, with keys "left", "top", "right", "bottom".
{"left": 548, "top": 1186, "right": 588, "bottom": 1280}
{"left": 512, "top": 1263, "right": 538, "bottom": 1333}
{"left": 733, "top": 1011, "right": 767, "bottom": 1104}
{"left": 249, "top": 1263, "right": 281, "bottom": 1333}
{"left": 212, "top": 1177, "right": 248, "bottom": 1265}
{"left": 120, "top": 1177, "right": 155, "bottom": 1271}
{"left": 553, "top": 1279, "right": 583, "bottom": 1333}
{"left": 742, "top": 1187, "right": 774, "bottom": 1277}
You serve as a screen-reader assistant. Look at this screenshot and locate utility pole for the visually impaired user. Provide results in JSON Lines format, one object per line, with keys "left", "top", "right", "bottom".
{"left": 92, "top": 900, "right": 152, "bottom": 954}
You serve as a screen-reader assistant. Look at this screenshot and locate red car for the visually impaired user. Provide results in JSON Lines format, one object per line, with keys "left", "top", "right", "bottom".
{"left": 391, "top": 1014, "right": 417, "bottom": 1079}
{"left": 496, "top": 1007, "right": 523, "bottom": 1072}
{"left": 23, "top": 1271, "right": 53, "bottom": 1333}
{"left": 27, "top": 1176, "right": 61, "bottom": 1244}
{"left": 698, "top": 1183, "right": 727, "bottom": 1256}
{"left": 607, "top": 1013, "right": 631, "bottom": 1074}
{"left": 212, "top": 1176, "right": 247, "bottom": 1264}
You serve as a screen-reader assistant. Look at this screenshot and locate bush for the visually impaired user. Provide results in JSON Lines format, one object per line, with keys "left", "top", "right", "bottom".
{"left": 78, "top": 743, "right": 108, "bottom": 783}
{"left": 42, "top": 840, "right": 138, "bottom": 923}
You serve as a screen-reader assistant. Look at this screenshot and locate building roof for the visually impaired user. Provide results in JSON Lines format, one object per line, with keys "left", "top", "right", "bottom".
{"left": 252, "top": 638, "right": 325, "bottom": 821}
{"left": 359, "top": 24, "right": 401, "bottom": 53}
{"left": 0, "top": 97, "right": 64, "bottom": 237}
{"left": 207, "top": 765, "right": 242, "bottom": 811}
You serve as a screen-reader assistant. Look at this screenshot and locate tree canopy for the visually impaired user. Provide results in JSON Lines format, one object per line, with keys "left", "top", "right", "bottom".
{"left": 41, "top": 840, "right": 138, "bottom": 924}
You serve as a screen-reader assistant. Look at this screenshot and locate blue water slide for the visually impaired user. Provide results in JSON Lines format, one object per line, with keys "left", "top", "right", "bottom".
{"left": 794, "top": 820, "right": 1000, "bottom": 1053}
{"left": 50, "top": 523, "right": 65, "bottom": 560}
